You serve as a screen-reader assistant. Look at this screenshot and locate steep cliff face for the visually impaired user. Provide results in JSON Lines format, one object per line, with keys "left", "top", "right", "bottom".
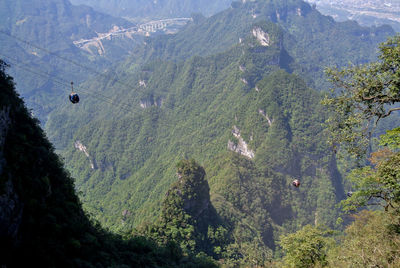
{"left": 147, "top": 159, "right": 223, "bottom": 256}
{"left": 174, "top": 159, "right": 213, "bottom": 219}
{"left": 0, "top": 60, "right": 90, "bottom": 265}
{"left": 0, "top": 68, "right": 23, "bottom": 245}
{"left": 0, "top": 106, "right": 21, "bottom": 240}
{"left": 252, "top": 27, "right": 271, "bottom": 46}
{"left": 0, "top": 106, "right": 10, "bottom": 174}
{"left": 74, "top": 140, "right": 96, "bottom": 169}
{"left": 0, "top": 179, "right": 23, "bottom": 243}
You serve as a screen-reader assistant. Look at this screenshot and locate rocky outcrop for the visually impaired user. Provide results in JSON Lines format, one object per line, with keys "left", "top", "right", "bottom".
{"left": 258, "top": 109, "right": 274, "bottom": 126}
{"left": 140, "top": 97, "right": 164, "bottom": 108}
{"left": 139, "top": 80, "right": 147, "bottom": 87}
{"left": 162, "top": 160, "right": 215, "bottom": 221}
{"left": 240, "top": 78, "right": 248, "bottom": 84}
{"left": 297, "top": 7, "right": 302, "bottom": 16}
{"left": 228, "top": 125, "right": 255, "bottom": 159}
{"left": 252, "top": 27, "right": 270, "bottom": 46}
{"left": 74, "top": 140, "right": 96, "bottom": 169}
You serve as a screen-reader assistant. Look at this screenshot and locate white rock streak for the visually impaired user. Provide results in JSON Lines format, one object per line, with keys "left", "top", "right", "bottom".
{"left": 74, "top": 141, "right": 95, "bottom": 169}
{"left": 258, "top": 109, "right": 274, "bottom": 126}
{"left": 228, "top": 126, "right": 255, "bottom": 159}
{"left": 252, "top": 27, "right": 270, "bottom": 46}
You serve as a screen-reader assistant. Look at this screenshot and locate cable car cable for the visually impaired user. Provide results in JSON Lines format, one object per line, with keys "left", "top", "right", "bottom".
{"left": 1, "top": 54, "right": 136, "bottom": 115}
{"left": 0, "top": 30, "right": 137, "bottom": 93}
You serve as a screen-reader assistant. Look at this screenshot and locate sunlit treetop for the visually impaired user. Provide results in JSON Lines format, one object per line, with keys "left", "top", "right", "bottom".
{"left": 323, "top": 35, "right": 400, "bottom": 158}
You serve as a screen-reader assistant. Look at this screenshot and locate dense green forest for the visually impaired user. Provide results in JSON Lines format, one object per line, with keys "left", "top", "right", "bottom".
{"left": 1, "top": 47, "right": 399, "bottom": 266}
{"left": 40, "top": 0, "right": 397, "bottom": 265}
{"left": 277, "top": 35, "right": 400, "bottom": 267}
{"left": 44, "top": 0, "right": 393, "bottom": 233}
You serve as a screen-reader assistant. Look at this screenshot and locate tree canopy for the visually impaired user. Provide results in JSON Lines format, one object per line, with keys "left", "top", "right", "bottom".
{"left": 279, "top": 225, "right": 335, "bottom": 268}
{"left": 323, "top": 35, "right": 400, "bottom": 158}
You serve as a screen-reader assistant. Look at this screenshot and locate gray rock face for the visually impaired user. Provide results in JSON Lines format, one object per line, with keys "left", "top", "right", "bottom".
{"left": 252, "top": 27, "right": 270, "bottom": 46}
{"left": 74, "top": 140, "right": 97, "bottom": 169}
{"left": 140, "top": 97, "right": 164, "bottom": 108}
{"left": 0, "top": 106, "right": 23, "bottom": 241}
{"left": 0, "top": 106, "right": 10, "bottom": 175}
{"left": 227, "top": 125, "right": 255, "bottom": 159}
{"left": 0, "top": 179, "right": 23, "bottom": 241}
{"left": 182, "top": 177, "right": 211, "bottom": 219}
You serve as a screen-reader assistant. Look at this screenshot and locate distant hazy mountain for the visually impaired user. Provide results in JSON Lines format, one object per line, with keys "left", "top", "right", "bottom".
{"left": 69, "top": 0, "right": 232, "bottom": 20}
{"left": 0, "top": 0, "right": 132, "bottom": 49}
{"left": 305, "top": 0, "right": 400, "bottom": 31}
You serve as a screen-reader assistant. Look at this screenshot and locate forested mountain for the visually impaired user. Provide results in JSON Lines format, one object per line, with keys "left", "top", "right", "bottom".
{"left": 1, "top": 0, "right": 399, "bottom": 266}
{"left": 0, "top": 61, "right": 215, "bottom": 267}
{"left": 36, "top": 0, "right": 396, "bottom": 264}
{"left": 69, "top": 0, "right": 232, "bottom": 20}
{"left": 0, "top": 0, "right": 142, "bottom": 122}
{"left": 125, "top": 0, "right": 393, "bottom": 90}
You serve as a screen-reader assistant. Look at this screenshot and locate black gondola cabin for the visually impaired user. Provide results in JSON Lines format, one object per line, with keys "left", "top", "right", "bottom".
{"left": 69, "top": 81, "right": 79, "bottom": 104}
{"left": 69, "top": 93, "right": 79, "bottom": 104}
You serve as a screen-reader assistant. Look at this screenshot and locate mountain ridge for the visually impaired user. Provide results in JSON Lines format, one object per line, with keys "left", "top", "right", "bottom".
{"left": 69, "top": 0, "right": 233, "bottom": 20}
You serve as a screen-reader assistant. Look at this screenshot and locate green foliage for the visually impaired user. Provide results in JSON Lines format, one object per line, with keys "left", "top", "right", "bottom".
{"left": 328, "top": 210, "right": 400, "bottom": 268}
{"left": 323, "top": 35, "right": 400, "bottom": 158}
{"left": 50, "top": 55, "right": 343, "bottom": 262}
{"left": 341, "top": 149, "right": 400, "bottom": 213}
{"left": 280, "top": 225, "right": 335, "bottom": 268}
{"left": 206, "top": 153, "right": 276, "bottom": 265}
{"left": 320, "top": 34, "right": 400, "bottom": 268}
{"left": 136, "top": 160, "right": 222, "bottom": 265}
{"left": 322, "top": 34, "right": 400, "bottom": 217}
{"left": 380, "top": 127, "right": 400, "bottom": 149}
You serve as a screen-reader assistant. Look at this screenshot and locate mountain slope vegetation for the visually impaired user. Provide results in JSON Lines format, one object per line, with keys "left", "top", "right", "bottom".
{"left": 1, "top": 0, "right": 399, "bottom": 265}
{"left": 0, "top": 60, "right": 215, "bottom": 267}
{"left": 44, "top": 0, "right": 392, "bottom": 232}
{"left": 38, "top": 3, "right": 378, "bottom": 263}
{"left": 126, "top": 0, "right": 393, "bottom": 89}
{"left": 278, "top": 35, "right": 400, "bottom": 268}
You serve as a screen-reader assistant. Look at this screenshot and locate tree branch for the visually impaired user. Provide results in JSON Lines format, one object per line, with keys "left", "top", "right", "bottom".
{"left": 381, "top": 107, "right": 400, "bottom": 118}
